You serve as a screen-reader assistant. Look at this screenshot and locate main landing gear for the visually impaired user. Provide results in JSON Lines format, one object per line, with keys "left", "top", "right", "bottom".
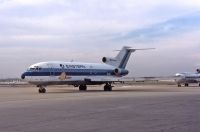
{"left": 79, "top": 85, "right": 87, "bottom": 91}
{"left": 37, "top": 85, "right": 46, "bottom": 93}
{"left": 104, "top": 83, "right": 113, "bottom": 91}
{"left": 178, "top": 83, "right": 189, "bottom": 87}
{"left": 77, "top": 84, "right": 113, "bottom": 91}
{"left": 184, "top": 83, "right": 189, "bottom": 87}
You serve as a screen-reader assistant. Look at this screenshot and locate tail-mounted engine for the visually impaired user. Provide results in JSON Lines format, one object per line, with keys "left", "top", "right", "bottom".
{"left": 102, "top": 57, "right": 116, "bottom": 63}
{"left": 113, "top": 68, "right": 129, "bottom": 76}
{"left": 102, "top": 57, "right": 118, "bottom": 66}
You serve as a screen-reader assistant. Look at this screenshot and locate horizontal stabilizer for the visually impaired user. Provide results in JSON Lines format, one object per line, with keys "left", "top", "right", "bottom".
{"left": 103, "top": 46, "right": 155, "bottom": 69}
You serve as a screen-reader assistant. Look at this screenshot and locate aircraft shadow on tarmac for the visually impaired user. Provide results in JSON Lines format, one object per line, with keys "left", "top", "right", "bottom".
{"left": 46, "top": 88, "right": 187, "bottom": 94}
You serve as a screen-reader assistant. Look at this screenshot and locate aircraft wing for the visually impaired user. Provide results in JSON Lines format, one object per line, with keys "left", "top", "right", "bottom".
{"left": 84, "top": 76, "right": 133, "bottom": 82}
{"left": 84, "top": 76, "right": 178, "bottom": 84}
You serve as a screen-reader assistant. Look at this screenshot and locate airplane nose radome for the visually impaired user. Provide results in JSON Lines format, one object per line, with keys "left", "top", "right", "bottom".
{"left": 21, "top": 73, "right": 25, "bottom": 79}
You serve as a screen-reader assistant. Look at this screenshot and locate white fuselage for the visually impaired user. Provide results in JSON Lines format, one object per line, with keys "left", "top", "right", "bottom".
{"left": 21, "top": 61, "right": 129, "bottom": 86}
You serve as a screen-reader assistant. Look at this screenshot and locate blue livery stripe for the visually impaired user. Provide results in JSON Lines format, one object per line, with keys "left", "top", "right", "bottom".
{"left": 24, "top": 68, "right": 116, "bottom": 76}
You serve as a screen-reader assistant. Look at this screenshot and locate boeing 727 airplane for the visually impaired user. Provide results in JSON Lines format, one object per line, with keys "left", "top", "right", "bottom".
{"left": 21, "top": 46, "right": 153, "bottom": 93}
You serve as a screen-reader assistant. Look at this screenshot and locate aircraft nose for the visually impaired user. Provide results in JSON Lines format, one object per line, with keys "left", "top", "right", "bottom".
{"left": 21, "top": 73, "right": 26, "bottom": 79}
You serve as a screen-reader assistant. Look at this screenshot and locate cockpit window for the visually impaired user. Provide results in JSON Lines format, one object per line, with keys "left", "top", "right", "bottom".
{"left": 29, "top": 67, "right": 42, "bottom": 71}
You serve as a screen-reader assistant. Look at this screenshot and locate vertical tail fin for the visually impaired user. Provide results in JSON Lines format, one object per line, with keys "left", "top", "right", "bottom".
{"left": 115, "top": 46, "right": 135, "bottom": 69}
{"left": 102, "top": 46, "right": 154, "bottom": 69}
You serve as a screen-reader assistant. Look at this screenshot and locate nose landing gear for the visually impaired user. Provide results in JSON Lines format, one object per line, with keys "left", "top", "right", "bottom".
{"left": 37, "top": 85, "right": 46, "bottom": 93}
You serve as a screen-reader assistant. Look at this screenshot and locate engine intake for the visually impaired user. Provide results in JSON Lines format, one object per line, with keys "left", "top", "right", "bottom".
{"left": 102, "top": 57, "right": 107, "bottom": 63}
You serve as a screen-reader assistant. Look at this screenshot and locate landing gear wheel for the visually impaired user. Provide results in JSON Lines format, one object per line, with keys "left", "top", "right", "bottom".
{"left": 104, "top": 83, "right": 112, "bottom": 91}
{"left": 178, "top": 84, "right": 181, "bottom": 87}
{"left": 199, "top": 83, "right": 200, "bottom": 87}
{"left": 79, "top": 85, "right": 87, "bottom": 91}
{"left": 38, "top": 86, "right": 46, "bottom": 93}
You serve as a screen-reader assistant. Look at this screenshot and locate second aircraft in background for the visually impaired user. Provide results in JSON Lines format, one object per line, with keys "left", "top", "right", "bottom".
{"left": 175, "top": 68, "right": 200, "bottom": 87}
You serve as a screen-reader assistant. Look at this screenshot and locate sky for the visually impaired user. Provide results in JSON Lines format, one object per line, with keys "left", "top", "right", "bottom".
{"left": 0, "top": 0, "right": 200, "bottom": 78}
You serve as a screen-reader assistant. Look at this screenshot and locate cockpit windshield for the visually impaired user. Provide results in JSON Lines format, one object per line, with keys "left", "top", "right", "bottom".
{"left": 28, "top": 66, "right": 42, "bottom": 71}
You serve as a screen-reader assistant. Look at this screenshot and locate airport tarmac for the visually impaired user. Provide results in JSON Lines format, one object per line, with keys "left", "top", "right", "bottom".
{"left": 0, "top": 84, "right": 200, "bottom": 132}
